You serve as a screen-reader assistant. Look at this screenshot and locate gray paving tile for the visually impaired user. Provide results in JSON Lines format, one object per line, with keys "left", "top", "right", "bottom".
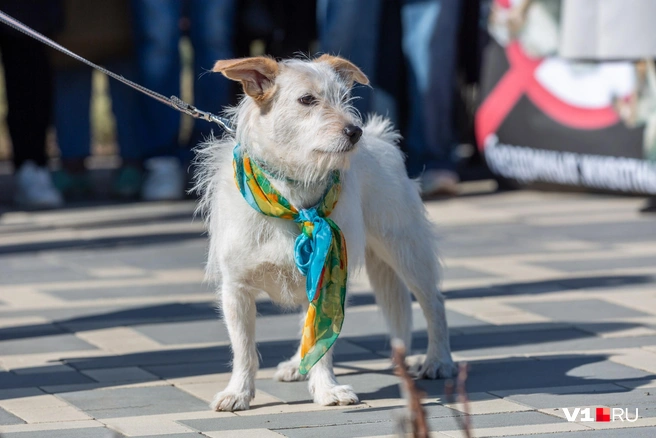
{"left": 430, "top": 410, "right": 564, "bottom": 430}
{"left": 0, "top": 267, "right": 91, "bottom": 285}
{"left": 277, "top": 421, "right": 402, "bottom": 438}
{"left": 49, "top": 282, "right": 214, "bottom": 301}
{"left": 444, "top": 276, "right": 656, "bottom": 299}
{"left": 443, "top": 266, "right": 497, "bottom": 280}
{"left": 134, "top": 318, "right": 227, "bottom": 345}
{"left": 136, "top": 313, "right": 289, "bottom": 345}
{"left": 136, "top": 435, "right": 201, "bottom": 438}
{"left": 0, "top": 323, "right": 67, "bottom": 341}
{"left": 500, "top": 386, "right": 656, "bottom": 411}
{"left": 454, "top": 335, "right": 656, "bottom": 359}
{"left": 511, "top": 299, "right": 651, "bottom": 322}
{"left": 0, "top": 428, "right": 121, "bottom": 438}
{"left": 0, "top": 334, "right": 98, "bottom": 355}
{"left": 0, "top": 368, "right": 95, "bottom": 389}
{"left": 512, "top": 427, "right": 656, "bottom": 437}
{"left": 0, "top": 255, "right": 92, "bottom": 285}
{"left": 81, "top": 367, "right": 160, "bottom": 383}
{"left": 531, "top": 256, "right": 656, "bottom": 273}
{"left": 440, "top": 241, "right": 547, "bottom": 258}
{"left": 0, "top": 302, "right": 218, "bottom": 332}
{"left": 0, "top": 406, "right": 24, "bottom": 425}
{"left": 66, "top": 346, "right": 234, "bottom": 371}
{"left": 142, "top": 361, "right": 229, "bottom": 380}
{"left": 103, "top": 246, "right": 206, "bottom": 271}
{"left": 0, "top": 306, "right": 129, "bottom": 323}
{"left": 539, "top": 221, "right": 656, "bottom": 244}
{"left": 57, "top": 385, "right": 208, "bottom": 418}
{"left": 445, "top": 310, "right": 491, "bottom": 329}
{"left": 12, "top": 364, "right": 79, "bottom": 375}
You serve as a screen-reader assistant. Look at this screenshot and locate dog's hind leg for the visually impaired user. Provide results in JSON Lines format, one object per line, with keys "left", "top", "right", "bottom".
{"left": 274, "top": 308, "right": 308, "bottom": 382}
{"left": 308, "top": 347, "right": 359, "bottom": 406}
{"left": 367, "top": 236, "right": 457, "bottom": 379}
{"left": 365, "top": 247, "right": 412, "bottom": 350}
{"left": 210, "top": 281, "right": 258, "bottom": 411}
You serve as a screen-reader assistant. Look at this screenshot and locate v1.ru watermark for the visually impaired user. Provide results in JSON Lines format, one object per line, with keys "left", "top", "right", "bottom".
{"left": 563, "top": 407, "right": 638, "bottom": 422}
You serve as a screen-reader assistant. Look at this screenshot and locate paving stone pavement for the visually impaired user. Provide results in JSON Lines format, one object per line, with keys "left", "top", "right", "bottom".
{"left": 1, "top": 191, "right": 656, "bottom": 437}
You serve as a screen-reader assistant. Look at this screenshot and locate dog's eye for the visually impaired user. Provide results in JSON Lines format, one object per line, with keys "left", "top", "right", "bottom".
{"left": 299, "top": 94, "right": 316, "bottom": 106}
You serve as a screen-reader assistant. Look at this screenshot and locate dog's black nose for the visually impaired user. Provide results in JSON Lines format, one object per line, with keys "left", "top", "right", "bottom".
{"left": 343, "top": 124, "right": 363, "bottom": 145}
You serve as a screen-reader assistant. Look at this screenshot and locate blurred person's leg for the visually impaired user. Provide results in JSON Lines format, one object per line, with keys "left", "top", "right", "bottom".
{"left": 52, "top": 68, "right": 93, "bottom": 198}
{"left": 108, "top": 60, "right": 146, "bottom": 199}
{"left": 188, "top": 0, "right": 237, "bottom": 149}
{"left": 131, "top": 0, "right": 182, "bottom": 159}
{"left": 402, "top": 0, "right": 462, "bottom": 195}
{"left": 132, "top": 0, "right": 185, "bottom": 200}
{"left": 317, "top": 0, "right": 383, "bottom": 115}
{"left": 0, "top": 34, "right": 63, "bottom": 208}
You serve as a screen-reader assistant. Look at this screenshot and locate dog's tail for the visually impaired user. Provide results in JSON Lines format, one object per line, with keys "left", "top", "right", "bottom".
{"left": 363, "top": 114, "right": 402, "bottom": 147}
{"left": 191, "top": 134, "right": 235, "bottom": 221}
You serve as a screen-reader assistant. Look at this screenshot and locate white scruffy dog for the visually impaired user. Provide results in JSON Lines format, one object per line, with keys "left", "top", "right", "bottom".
{"left": 195, "top": 55, "right": 456, "bottom": 412}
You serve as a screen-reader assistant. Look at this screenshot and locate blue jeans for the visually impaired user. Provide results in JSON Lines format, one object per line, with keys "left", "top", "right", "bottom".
{"left": 131, "top": 0, "right": 236, "bottom": 159}
{"left": 55, "top": 61, "right": 144, "bottom": 162}
{"left": 318, "top": 0, "right": 462, "bottom": 177}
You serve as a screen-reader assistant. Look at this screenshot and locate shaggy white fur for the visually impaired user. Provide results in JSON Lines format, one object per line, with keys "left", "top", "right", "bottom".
{"left": 194, "top": 55, "right": 456, "bottom": 412}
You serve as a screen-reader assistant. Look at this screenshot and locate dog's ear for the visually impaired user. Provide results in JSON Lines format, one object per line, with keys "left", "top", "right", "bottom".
{"left": 213, "top": 57, "right": 279, "bottom": 102}
{"left": 315, "top": 54, "right": 369, "bottom": 87}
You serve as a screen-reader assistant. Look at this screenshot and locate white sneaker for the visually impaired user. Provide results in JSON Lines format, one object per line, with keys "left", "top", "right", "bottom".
{"left": 141, "top": 157, "right": 185, "bottom": 201}
{"left": 14, "top": 161, "right": 64, "bottom": 209}
{"left": 420, "top": 169, "right": 460, "bottom": 197}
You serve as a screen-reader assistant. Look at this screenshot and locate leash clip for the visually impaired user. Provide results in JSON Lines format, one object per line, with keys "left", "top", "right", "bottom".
{"left": 170, "top": 96, "right": 236, "bottom": 135}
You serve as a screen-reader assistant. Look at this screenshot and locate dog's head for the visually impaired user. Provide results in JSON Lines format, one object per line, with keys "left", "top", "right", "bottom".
{"left": 213, "top": 55, "right": 369, "bottom": 181}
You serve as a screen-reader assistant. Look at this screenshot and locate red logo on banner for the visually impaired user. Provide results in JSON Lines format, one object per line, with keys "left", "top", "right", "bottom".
{"left": 475, "top": 42, "right": 620, "bottom": 149}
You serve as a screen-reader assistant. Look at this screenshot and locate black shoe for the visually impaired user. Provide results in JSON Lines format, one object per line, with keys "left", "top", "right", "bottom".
{"left": 640, "top": 197, "right": 656, "bottom": 213}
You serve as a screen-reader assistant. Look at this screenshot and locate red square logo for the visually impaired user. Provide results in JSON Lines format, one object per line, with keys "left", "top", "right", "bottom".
{"left": 596, "top": 407, "right": 610, "bottom": 422}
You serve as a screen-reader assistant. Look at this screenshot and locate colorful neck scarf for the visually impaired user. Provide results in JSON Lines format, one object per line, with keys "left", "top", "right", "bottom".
{"left": 233, "top": 145, "right": 347, "bottom": 375}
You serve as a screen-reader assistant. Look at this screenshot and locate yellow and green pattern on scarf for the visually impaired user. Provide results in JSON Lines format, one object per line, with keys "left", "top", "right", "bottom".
{"left": 233, "top": 145, "right": 347, "bottom": 374}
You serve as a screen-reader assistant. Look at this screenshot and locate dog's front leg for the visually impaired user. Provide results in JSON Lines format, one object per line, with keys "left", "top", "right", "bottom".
{"left": 211, "top": 282, "right": 258, "bottom": 411}
{"left": 308, "top": 347, "right": 359, "bottom": 406}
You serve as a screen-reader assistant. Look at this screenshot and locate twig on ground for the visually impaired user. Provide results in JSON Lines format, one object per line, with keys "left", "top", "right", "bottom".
{"left": 445, "top": 362, "right": 472, "bottom": 438}
{"left": 391, "top": 340, "right": 429, "bottom": 438}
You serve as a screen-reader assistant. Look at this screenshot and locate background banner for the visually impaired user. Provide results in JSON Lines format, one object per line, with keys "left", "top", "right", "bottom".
{"left": 476, "top": 0, "right": 656, "bottom": 194}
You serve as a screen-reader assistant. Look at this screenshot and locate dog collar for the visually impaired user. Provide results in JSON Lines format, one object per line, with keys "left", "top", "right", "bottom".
{"left": 233, "top": 144, "right": 347, "bottom": 374}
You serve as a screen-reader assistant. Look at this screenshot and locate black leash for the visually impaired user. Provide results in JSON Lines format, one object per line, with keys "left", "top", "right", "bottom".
{"left": 0, "top": 9, "right": 235, "bottom": 135}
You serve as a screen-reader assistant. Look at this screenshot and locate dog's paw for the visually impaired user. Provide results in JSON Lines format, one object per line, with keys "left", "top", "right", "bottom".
{"left": 411, "top": 357, "right": 458, "bottom": 380}
{"left": 312, "top": 384, "right": 359, "bottom": 406}
{"left": 210, "top": 390, "right": 253, "bottom": 412}
{"left": 274, "top": 359, "right": 307, "bottom": 382}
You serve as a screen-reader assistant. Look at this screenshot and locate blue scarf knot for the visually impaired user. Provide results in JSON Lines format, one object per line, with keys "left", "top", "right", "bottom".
{"left": 294, "top": 209, "right": 333, "bottom": 302}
